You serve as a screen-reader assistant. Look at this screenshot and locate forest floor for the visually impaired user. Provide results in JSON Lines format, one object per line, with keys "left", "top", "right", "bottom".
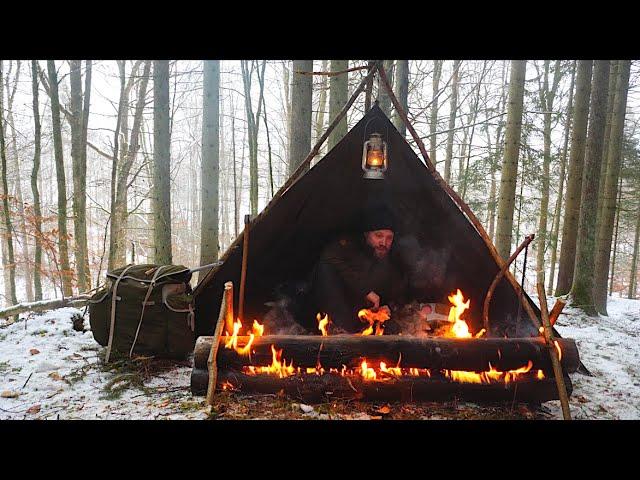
{"left": 1, "top": 297, "right": 638, "bottom": 420}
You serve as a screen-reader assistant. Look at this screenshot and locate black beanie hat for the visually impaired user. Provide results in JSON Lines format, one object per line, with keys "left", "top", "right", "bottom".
{"left": 361, "top": 204, "right": 395, "bottom": 232}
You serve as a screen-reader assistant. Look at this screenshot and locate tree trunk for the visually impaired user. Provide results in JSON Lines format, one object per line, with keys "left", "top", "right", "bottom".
{"left": 444, "top": 60, "right": 460, "bottom": 183}
{"left": 548, "top": 61, "right": 576, "bottom": 295}
{"left": 231, "top": 95, "right": 238, "bottom": 237}
{"left": 535, "top": 60, "right": 562, "bottom": 290}
{"left": 495, "top": 60, "right": 527, "bottom": 261}
{"left": 429, "top": 60, "right": 443, "bottom": 164}
{"left": 30, "top": 61, "right": 43, "bottom": 301}
{"left": 555, "top": 61, "right": 593, "bottom": 295}
{"left": 629, "top": 201, "right": 640, "bottom": 299}
{"left": 200, "top": 60, "right": 220, "bottom": 266}
{"left": 593, "top": 60, "right": 631, "bottom": 315}
{"left": 314, "top": 60, "right": 328, "bottom": 152}
{"left": 82, "top": 60, "right": 92, "bottom": 288}
{"left": 393, "top": 60, "right": 409, "bottom": 137}
{"left": 69, "top": 60, "right": 89, "bottom": 291}
{"left": 152, "top": 60, "right": 172, "bottom": 265}
{"left": 487, "top": 63, "right": 509, "bottom": 242}
{"left": 609, "top": 175, "right": 623, "bottom": 296}
{"left": 328, "top": 59, "right": 348, "bottom": 150}
{"left": 571, "top": 60, "right": 610, "bottom": 316}
{"left": 47, "top": 60, "right": 74, "bottom": 297}
{"left": 597, "top": 61, "right": 619, "bottom": 225}
{"left": 110, "top": 61, "right": 151, "bottom": 270}
{"left": 288, "top": 60, "right": 313, "bottom": 177}
{"left": 4, "top": 62, "right": 34, "bottom": 303}
{"left": 0, "top": 61, "right": 17, "bottom": 306}
{"left": 377, "top": 60, "right": 394, "bottom": 116}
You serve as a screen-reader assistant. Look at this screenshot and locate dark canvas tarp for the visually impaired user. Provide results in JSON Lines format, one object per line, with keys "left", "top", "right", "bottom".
{"left": 194, "top": 105, "right": 542, "bottom": 338}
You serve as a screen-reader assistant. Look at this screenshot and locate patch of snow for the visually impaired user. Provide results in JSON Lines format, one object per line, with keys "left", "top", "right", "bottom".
{"left": 532, "top": 295, "right": 640, "bottom": 419}
{"left": 0, "top": 307, "right": 208, "bottom": 420}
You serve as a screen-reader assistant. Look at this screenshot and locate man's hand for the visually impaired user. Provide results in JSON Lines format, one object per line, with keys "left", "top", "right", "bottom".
{"left": 365, "top": 291, "right": 380, "bottom": 310}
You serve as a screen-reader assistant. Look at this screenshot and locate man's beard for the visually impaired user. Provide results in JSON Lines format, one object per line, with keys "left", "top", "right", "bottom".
{"left": 373, "top": 246, "right": 390, "bottom": 259}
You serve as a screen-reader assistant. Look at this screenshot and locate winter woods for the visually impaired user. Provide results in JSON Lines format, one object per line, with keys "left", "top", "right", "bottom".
{"left": 0, "top": 60, "right": 639, "bottom": 317}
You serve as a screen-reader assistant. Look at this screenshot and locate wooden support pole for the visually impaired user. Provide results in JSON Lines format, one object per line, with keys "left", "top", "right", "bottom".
{"left": 205, "top": 281, "right": 233, "bottom": 405}
{"left": 483, "top": 234, "right": 535, "bottom": 331}
{"left": 548, "top": 298, "right": 567, "bottom": 326}
{"left": 536, "top": 276, "right": 572, "bottom": 420}
{"left": 376, "top": 63, "right": 541, "bottom": 332}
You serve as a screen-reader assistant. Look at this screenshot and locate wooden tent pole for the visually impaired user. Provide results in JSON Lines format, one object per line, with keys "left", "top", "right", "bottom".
{"left": 482, "top": 234, "right": 535, "bottom": 331}
{"left": 376, "top": 63, "right": 541, "bottom": 331}
{"left": 195, "top": 61, "right": 382, "bottom": 294}
{"left": 206, "top": 281, "right": 233, "bottom": 405}
{"left": 536, "top": 276, "right": 572, "bottom": 420}
{"left": 238, "top": 214, "right": 250, "bottom": 322}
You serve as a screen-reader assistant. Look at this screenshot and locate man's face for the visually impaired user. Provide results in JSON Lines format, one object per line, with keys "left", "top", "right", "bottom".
{"left": 364, "top": 229, "right": 394, "bottom": 259}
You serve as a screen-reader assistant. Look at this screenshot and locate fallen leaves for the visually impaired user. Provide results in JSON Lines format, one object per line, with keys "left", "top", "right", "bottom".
{"left": 48, "top": 372, "right": 63, "bottom": 381}
{"left": 29, "top": 348, "right": 40, "bottom": 355}
{"left": 26, "top": 404, "right": 41, "bottom": 414}
{"left": 1, "top": 390, "right": 20, "bottom": 398}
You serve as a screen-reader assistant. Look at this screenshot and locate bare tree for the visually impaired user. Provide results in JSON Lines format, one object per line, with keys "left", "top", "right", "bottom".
{"left": 200, "top": 60, "right": 220, "bottom": 266}
{"left": 288, "top": 60, "right": 313, "bottom": 177}
{"left": 153, "top": 60, "right": 172, "bottom": 264}
{"left": 555, "top": 60, "right": 593, "bottom": 296}
{"left": 495, "top": 60, "right": 527, "bottom": 260}
{"left": 594, "top": 60, "right": 631, "bottom": 314}
{"left": 571, "top": 60, "right": 610, "bottom": 315}
{"left": 47, "top": 60, "right": 74, "bottom": 296}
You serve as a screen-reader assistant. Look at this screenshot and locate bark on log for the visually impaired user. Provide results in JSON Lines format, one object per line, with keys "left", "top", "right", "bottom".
{"left": 190, "top": 367, "right": 572, "bottom": 404}
{"left": 0, "top": 295, "right": 91, "bottom": 319}
{"left": 193, "top": 335, "right": 579, "bottom": 374}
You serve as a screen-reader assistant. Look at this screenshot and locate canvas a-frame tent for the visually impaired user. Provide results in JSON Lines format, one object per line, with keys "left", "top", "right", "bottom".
{"left": 193, "top": 104, "right": 544, "bottom": 339}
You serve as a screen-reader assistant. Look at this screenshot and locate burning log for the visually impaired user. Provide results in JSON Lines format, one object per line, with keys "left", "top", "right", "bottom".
{"left": 190, "top": 367, "right": 573, "bottom": 404}
{"left": 192, "top": 334, "right": 580, "bottom": 374}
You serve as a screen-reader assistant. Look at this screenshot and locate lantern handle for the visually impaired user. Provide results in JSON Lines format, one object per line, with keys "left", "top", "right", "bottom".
{"left": 362, "top": 116, "right": 389, "bottom": 151}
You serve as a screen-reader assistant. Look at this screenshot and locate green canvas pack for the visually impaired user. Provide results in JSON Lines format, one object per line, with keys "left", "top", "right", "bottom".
{"left": 89, "top": 264, "right": 196, "bottom": 361}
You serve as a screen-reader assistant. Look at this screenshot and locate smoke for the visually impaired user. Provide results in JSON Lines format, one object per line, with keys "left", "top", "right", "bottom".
{"left": 394, "top": 234, "right": 452, "bottom": 301}
{"left": 262, "top": 281, "right": 313, "bottom": 335}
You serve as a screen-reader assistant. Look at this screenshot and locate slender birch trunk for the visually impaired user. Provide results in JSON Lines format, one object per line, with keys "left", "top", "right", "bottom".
{"left": 30, "top": 60, "right": 43, "bottom": 301}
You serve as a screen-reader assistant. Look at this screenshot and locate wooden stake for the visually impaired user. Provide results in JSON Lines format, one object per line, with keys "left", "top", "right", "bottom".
{"left": 206, "top": 281, "right": 233, "bottom": 405}
{"left": 376, "top": 64, "right": 541, "bottom": 332}
{"left": 549, "top": 298, "right": 567, "bottom": 326}
{"left": 238, "top": 214, "right": 251, "bottom": 322}
{"left": 536, "top": 275, "right": 572, "bottom": 420}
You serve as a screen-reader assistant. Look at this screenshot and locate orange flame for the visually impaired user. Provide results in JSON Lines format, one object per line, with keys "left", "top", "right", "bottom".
{"left": 317, "top": 313, "right": 330, "bottom": 336}
{"left": 360, "top": 360, "right": 377, "bottom": 381}
{"left": 358, "top": 306, "right": 390, "bottom": 336}
{"left": 446, "top": 289, "right": 472, "bottom": 338}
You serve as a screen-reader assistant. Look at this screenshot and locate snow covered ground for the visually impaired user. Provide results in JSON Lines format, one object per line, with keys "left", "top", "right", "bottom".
{"left": 542, "top": 296, "right": 640, "bottom": 420}
{"left": 1, "top": 297, "right": 638, "bottom": 420}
